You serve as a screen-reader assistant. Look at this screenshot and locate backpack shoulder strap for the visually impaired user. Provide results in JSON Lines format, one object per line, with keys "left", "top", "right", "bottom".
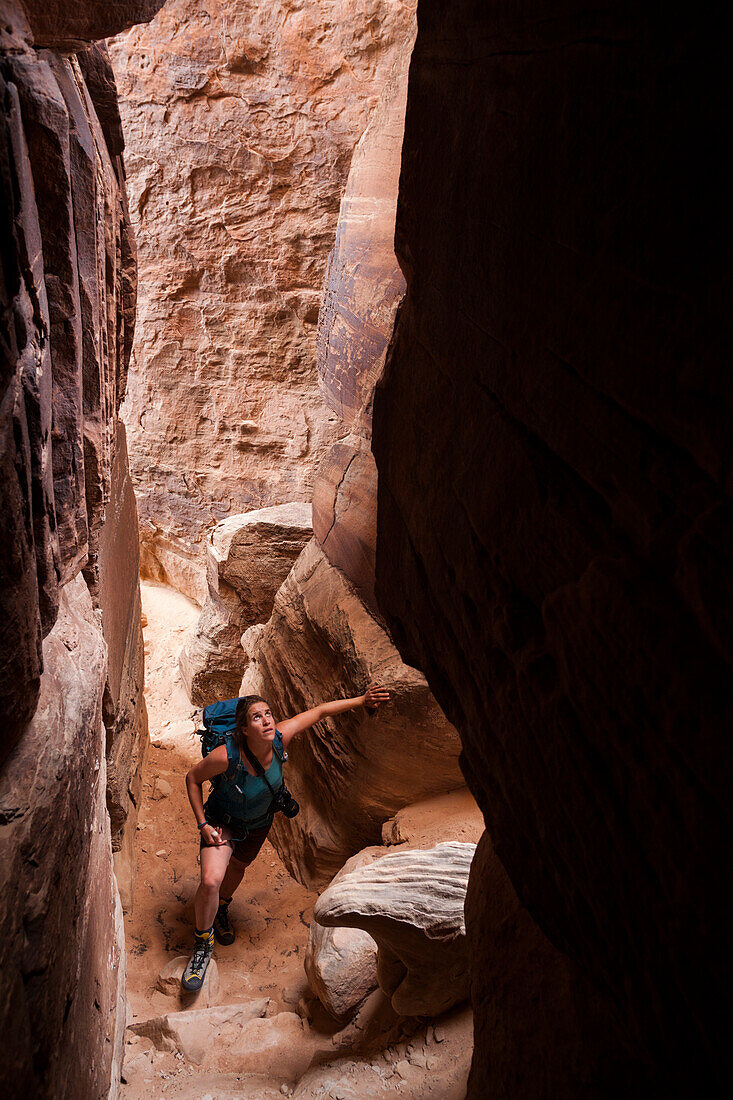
{"left": 273, "top": 730, "right": 286, "bottom": 762}
{"left": 223, "top": 733, "right": 245, "bottom": 781}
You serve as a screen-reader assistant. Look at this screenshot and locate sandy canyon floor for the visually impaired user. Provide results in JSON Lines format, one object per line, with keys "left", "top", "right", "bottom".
{"left": 120, "top": 581, "right": 475, "bottom": 1098}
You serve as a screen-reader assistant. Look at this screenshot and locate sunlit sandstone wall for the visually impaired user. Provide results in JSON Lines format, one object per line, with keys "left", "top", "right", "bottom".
{"left": 109, "top": 0, "right": 416, "bottom": 603}
{"left": 0, "top": 2, "right": 163, "bottom": 1092}
{"left": 372, "top": 1, "right": 730, "bottom": 1095}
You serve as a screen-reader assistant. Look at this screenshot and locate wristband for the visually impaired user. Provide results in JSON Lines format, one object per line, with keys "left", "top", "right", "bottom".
{"left": 197, "top": 821, "right": 208, "bottom": 831}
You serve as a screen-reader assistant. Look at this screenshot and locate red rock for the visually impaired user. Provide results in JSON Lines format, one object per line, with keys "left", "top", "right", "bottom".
{"left": 0, "top": 68, "right": 55, "bottom": 759}
{"left": 22, "top": 2, "right": 166, "bottom": 49}
{"left": 312, "top": 44, "right": 412, "bottom": 604}
{"left": 312, "top": 442, "right": 377, "bottom": 606}
{"left": 1, "top": 3, "right": 150, "bottom": 1084}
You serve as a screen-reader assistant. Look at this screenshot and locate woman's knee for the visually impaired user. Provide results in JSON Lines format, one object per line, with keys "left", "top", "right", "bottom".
{"left": 200, "top": 867, "right": 225, "bottom": 892}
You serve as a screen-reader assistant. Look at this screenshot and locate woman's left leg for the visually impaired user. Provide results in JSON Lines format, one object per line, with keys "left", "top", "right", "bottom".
{"left": 219, "top": 854, "right": 247, "bottom": 900}
{"left": 214, "top": 827, "right": 271, "bottom": 946}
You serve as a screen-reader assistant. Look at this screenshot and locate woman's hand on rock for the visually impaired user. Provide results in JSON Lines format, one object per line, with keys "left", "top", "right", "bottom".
{"left": 202, "top": 823, "right": 225, "bottom": 846}
{"left": 363, "top": 683, "right": 390, "bottom": 711}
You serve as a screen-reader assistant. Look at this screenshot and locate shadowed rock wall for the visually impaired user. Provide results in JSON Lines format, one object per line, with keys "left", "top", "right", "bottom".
{"left": 108, "top": 0, "right": 416, "bottom": 603}
{"left": 1, "top": 1, "right": 162, "bottom": 1090}
{"left": 372, "top": 1, "right": 730, "bottom": 1094}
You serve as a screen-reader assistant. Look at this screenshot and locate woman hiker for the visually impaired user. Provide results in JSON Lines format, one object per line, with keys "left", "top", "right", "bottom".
{"left": 182, "top": 686, "right": 390, "bottom": 992}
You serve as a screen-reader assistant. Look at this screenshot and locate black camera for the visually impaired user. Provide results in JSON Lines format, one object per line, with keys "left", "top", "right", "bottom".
{"left": 273, "top": 783, "right": 300, "bottom": 819}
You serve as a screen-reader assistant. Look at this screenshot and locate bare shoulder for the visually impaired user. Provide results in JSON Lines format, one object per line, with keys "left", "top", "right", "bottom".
{"left": 208, "top": 744, "right": 229, "bottom": 765}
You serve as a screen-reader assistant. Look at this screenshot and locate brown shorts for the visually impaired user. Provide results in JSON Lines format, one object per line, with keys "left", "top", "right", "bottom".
{"left": 200, "top": 822, "right": 271, "bottom": 866}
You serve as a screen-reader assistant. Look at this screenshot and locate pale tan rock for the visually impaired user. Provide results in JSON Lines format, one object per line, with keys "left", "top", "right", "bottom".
{"left": 132, "top": 1004, "right": 315, "bottom": 1077}
{"left": 306, "top": 925, "right": 378, "bottom": 1023}
{"left": 314, "top": 842, "right": 476, "bottom": 1016}
{"left": 180, "top": 504, "right": 312, "bottom": 705}
{"left": 151, "top": 777, "right": 172, "bottom": 800}
{"left": 240, "top": 539, "right": 464, "bottom": 887}
{"left": 305, "top": 850, "right": 381, "bottom": 1020}
{"left": 165, "top": 1000, "right": 271, "bottom": 1065}
{"left": 108, "top": 0, "right": 417, "bottom": 599}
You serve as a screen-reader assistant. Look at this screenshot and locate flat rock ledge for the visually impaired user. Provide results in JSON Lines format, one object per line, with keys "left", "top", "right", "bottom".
{"left": 314, "top": 842, "right": 476, "bottom": 1016}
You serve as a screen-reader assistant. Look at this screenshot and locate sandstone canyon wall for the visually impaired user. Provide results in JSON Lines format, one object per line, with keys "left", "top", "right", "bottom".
{"left": 372, "top": 1, "right": 730, "bottom": 1095}
{"left": 109, "top": 0, "right": 416, "bottom": 604}
{"left": 1, "top": 2, "right": 161, "bottom": 1092}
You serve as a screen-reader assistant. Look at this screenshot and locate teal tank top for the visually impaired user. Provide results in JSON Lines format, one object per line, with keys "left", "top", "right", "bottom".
{"left": 240, "top": 751, "right": 283, "bottom": 829}
{"left": 204, "top": 731, "right": 285, "bottom": 833}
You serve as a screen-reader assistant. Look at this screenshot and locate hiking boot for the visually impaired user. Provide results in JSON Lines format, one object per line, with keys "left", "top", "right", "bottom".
{"left": 181, "top": 928, "right": 215, "bottom": 992}
{"left": 213, "top": 899, "right": 235, "bottom": 945}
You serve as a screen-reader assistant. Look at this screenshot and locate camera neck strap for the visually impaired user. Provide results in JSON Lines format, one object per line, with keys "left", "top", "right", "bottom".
{"left": 242, "top": 741, "right": 281, "bottom": 812}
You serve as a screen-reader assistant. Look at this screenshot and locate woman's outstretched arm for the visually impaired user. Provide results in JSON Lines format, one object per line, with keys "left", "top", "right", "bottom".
{"left": 278, "top": 683, "right": 390, "bottom": 747}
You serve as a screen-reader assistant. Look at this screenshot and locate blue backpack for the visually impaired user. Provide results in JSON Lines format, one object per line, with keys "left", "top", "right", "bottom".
{"left": 198, "top": 697, "right": 287, "bottom": 831}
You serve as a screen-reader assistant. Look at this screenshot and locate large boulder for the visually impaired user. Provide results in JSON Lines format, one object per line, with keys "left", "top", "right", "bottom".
{"left": 179, "top": 503, "right": 312, "bottom": 705}
{"left": 314, "top": 842, "right": 475, "bottom": 1016}
{"left": 305, "top": 849, "right": 380, "bottom": 1020}
{"left": 240, "top": 539, "right": 464, "bottom": 887}
{"left": 130, "top": 1002, "right": 320, "bottom": 1079}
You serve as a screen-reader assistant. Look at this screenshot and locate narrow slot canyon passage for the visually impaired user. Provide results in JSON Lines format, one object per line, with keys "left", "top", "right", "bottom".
{"left": 1, "top": 2, "right": 728, "bottom": 1098}
{"left": 122, "top": 581, "right": 478, "bottom": 1096}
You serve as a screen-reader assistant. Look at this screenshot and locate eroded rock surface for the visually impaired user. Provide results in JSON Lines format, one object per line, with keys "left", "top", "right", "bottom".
{"left": 315, "top": 842, "right": 475, "bottom": 1016}
{"left": 109, "top": 0, "right": 416, "bottom": 601}
{"left": 240, "top": 539, "right": 464, "bottom": 886}
{"left": 180, "top": 503, "right": 312, "bottom": 705}
{"left": 0, "top": 577, "right": 125, "bottom": 1098}
{"left": 372, "top": 0, "right": 731, "bottom": 1092}
{"left": 312, "top": 39, "right": 412, "bottom": 607}
{"left": 1, "top": 4, "right": 151, "bottom": 1090}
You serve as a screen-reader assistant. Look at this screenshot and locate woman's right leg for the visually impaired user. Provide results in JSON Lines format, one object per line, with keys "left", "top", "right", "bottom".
{"left": 183, "top": 836, "right": 235, "bottom": 992}
{"left": 194, "top": 834, "right": 234, "bottom": 931}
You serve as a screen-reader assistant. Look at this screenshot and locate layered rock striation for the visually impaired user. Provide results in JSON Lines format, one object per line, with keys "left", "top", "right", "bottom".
{"left": 314, "top": 842, "right": 475, "bottom": 1017}
{"left": 108, "top": 0, "right": 417, "bottom": 602}
{"left": 0, "top": 578, "right": 126, "bottom": 1098}
{"left": 372, "top": 1, "right": 731, "bottom": 1093}
{"left": 1, "top": 1, "right": 160, "bottom": 1090}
